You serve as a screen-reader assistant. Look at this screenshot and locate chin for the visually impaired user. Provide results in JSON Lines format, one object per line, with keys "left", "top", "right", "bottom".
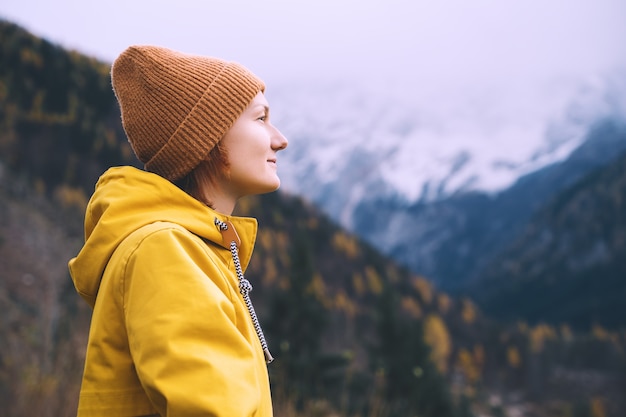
{"left": 266, "top": 182, "right": 281, "bottom": 193}
{"left": 253, "top": 179, "right": 281, "bottom": 195}
{"left": 266, "top": 175, "right": 281, "bottom": 191}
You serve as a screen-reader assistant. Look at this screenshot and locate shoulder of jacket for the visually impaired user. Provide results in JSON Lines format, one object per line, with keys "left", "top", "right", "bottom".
{"left": 121, "top": 221, "right": 209, "bottom": 250}
{"left": 118, "top": 221, "right": 181, "bottom": 243}
{"left": 130, "top": 221, "right": 189, "bottom": 238}
{"left": 113, "top": 221, "right": 228, "bottom": 275}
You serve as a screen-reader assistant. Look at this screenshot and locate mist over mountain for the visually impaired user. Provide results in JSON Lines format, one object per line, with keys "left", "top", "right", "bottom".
{"left": 269, "top": 72, "right": 626, "bottom": 291}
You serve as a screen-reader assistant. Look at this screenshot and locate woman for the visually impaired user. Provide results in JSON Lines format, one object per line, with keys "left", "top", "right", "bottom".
{"left": 68, "top": 45, "right": 288, "bottom": 416}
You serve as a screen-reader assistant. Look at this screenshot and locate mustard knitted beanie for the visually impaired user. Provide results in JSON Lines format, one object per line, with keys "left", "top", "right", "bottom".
{"left": 111, "top": 45, "right": 265, "bottom": 181}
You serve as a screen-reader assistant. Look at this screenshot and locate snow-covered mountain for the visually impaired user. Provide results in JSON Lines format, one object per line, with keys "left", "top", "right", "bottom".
{"left": 269, "top": 72, "right": 626, "bottom": 231}
{"left": 267, "top": 71, "right": 626, "bottom": 288}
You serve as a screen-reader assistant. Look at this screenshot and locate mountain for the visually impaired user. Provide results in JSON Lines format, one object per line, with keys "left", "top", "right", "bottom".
{"left": 357, "top": 118, "right": 626, "bottom": 292}
{"left": 268, "top": 66, "right": 626, "bottom": 295}
{"left": 1, "top": 19, "right": 625, "bottom": 417}
{"left": 469, "top": 148, "right": 626, "bottom": 329}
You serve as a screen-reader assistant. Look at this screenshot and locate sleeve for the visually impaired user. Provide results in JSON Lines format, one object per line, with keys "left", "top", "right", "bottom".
{"left": 122, "top": 226, "right": 262, "bottom": 417}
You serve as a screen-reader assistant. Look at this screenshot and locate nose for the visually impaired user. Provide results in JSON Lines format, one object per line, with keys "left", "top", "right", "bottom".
{"left": 271, "top": 125, "right": 288, "bottom": 151}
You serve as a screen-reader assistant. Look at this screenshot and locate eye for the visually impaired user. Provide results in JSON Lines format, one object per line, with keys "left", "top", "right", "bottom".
{"left": 257, "top": 113, "right": 267, "bottom": 122}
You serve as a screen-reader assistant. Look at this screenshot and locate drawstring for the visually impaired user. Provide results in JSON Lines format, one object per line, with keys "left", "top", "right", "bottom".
{"left": 214, "top": 218, "right": 274, "bottom": 364}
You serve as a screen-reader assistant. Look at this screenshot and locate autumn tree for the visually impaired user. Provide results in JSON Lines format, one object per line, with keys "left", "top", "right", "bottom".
{"left": 369, "top": 284, "right": 456, "bottom": 417}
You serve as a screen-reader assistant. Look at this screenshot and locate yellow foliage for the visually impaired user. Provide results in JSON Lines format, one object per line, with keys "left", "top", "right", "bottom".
{"left": 236, "top": 196, "right": 253, "bottom": 214}
{"left": 530, "top": 324, "right": 557, "bottom": 353}
{"left": 278, "top": 275, "right": 291, "bottom": 291}
{"left": 258, "top": 229, "right": 273, "bottom": 252}
{"left": 365, "top": 266, "right": 383, "bottom": 295}
{"left": 0, "top": 79, "right": 7, "bottom": 101}
{"left": 276, "top": 231, "right": 288, "bottom": 248}
{"left": 22, "top": 364, "right": 61, "bottom": 407}
{"left": 30, "top": 91, "right": 45, "bottom": 120}
{"left": 424, "top": 314, "right": 452, "bottom": 374}
{"left": 412, "top": 276, "right": 433, "bottom": 304}
{"left": 257, "top": 229, "right": 288, "bottom": 262}
{"left": 264, "top": 258, "right": 278, "bottom": 285}
{"left": 121, "top": 143, "right": 133, "bottom": 160}
{"left": 506, "top": 346, "right": 521, "bottom": 369}
{"left": 276, "top": 232, "right": 290, "bottom": 265}
{"left": 307, "top": 273, "right": 329, "bottom": 307}
{"left": 456, "top": 348, "right": 480, "bottom": 383}
{"left": 400, "top": 296, "right": 422, "bottom": 319}
{"left": 105, "top": 128, "right": 117, "bottom": 148}
{"left": 96, "top": 62, "right": 112, "bottom": 78}
{"left": 20, "top": 47, "right": 44, "bottom": 68}
{"left": 334, "top": 289, "right": 358, "bottom": 318}
{"left": 352, "top": 272, "right": 365, "bottom": 296}
{"left": 54, "top": 185, "right": 88, "bottom": 211}
{"left": 592, "top": 324, "right": 610, "bottom": 341}
{"left": 437, "top": 293, "right": 451, "bottom": 314}
{"left": 591, "top": 397, "right": 606, "bottom": 417}
{"left": 463, "top": 386, "right": 476, "bottom": 399}
{"left": 24, "top": 91, "right": 78, "bottom": 124}
{"left": 461, "top": 298, "right": 477, "bottom": 324}
{"left": 331, "top": 232, "right": 359, "bottom": 260}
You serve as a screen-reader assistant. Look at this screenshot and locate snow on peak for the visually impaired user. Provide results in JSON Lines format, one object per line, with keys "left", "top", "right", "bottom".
{"left": 268, "top": 72, "right": 626, "bottom": 225}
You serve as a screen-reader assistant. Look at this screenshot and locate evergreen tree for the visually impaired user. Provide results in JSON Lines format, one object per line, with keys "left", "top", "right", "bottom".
{"left": 265, "top": 228, "right": 346, "bottom": 409}
{"left": 371, "top": 284, "right": 456, "bottom": 417}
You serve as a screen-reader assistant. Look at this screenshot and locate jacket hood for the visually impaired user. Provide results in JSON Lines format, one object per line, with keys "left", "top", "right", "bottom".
{"left": 68, "top": 166, "right": 257, "bottom": 308}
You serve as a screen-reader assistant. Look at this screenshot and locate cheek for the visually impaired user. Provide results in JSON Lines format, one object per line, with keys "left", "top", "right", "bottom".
{"left": 230, "top": 148, "right": 259, "bottom": 176}
{"left": 223, "top": 126, "right": 270, "bottom": 169}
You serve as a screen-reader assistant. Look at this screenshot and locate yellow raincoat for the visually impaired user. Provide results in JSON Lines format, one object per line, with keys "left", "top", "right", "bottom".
{"left": 68, "top": 166, "right": 272, "bottom": 416}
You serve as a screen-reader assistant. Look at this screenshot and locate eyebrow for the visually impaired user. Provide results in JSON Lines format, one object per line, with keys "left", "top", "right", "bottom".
{"left": 250, "top": 101, "right": 269, "bottom": 110}
{"left": 254, "top": 104, "right": 269, "bottom": 113}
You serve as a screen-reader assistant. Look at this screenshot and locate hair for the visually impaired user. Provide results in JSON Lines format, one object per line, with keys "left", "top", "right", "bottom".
{"left": 174, "top": 141, "right": 230, "bottom": 207}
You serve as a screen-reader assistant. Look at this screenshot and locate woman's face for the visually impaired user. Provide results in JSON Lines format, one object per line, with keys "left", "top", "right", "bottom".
{"left": 219, "top": 92, "right": 288, "bottom": 199}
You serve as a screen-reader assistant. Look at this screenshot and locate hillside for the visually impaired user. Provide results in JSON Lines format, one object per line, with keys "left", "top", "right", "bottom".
{"left": 469, "top": 149, "right": 626, "bottom": 329}
{"left": 1, "top": 19, "right": 625, "bottom": 417}
{"left": 0, "top": 18, "right": 136, "bottom": 193}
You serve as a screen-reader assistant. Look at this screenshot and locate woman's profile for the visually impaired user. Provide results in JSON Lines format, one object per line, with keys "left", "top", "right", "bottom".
{"left": 68, "top": 45, "right": 288, "bottom": 416}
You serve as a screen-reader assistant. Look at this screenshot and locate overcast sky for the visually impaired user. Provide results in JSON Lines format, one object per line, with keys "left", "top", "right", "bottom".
{"left": 2, "top": 0, "right": 625, "bottom": 99}
{"left": 2, "top": 0, "right": 626, "bottom": 198}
